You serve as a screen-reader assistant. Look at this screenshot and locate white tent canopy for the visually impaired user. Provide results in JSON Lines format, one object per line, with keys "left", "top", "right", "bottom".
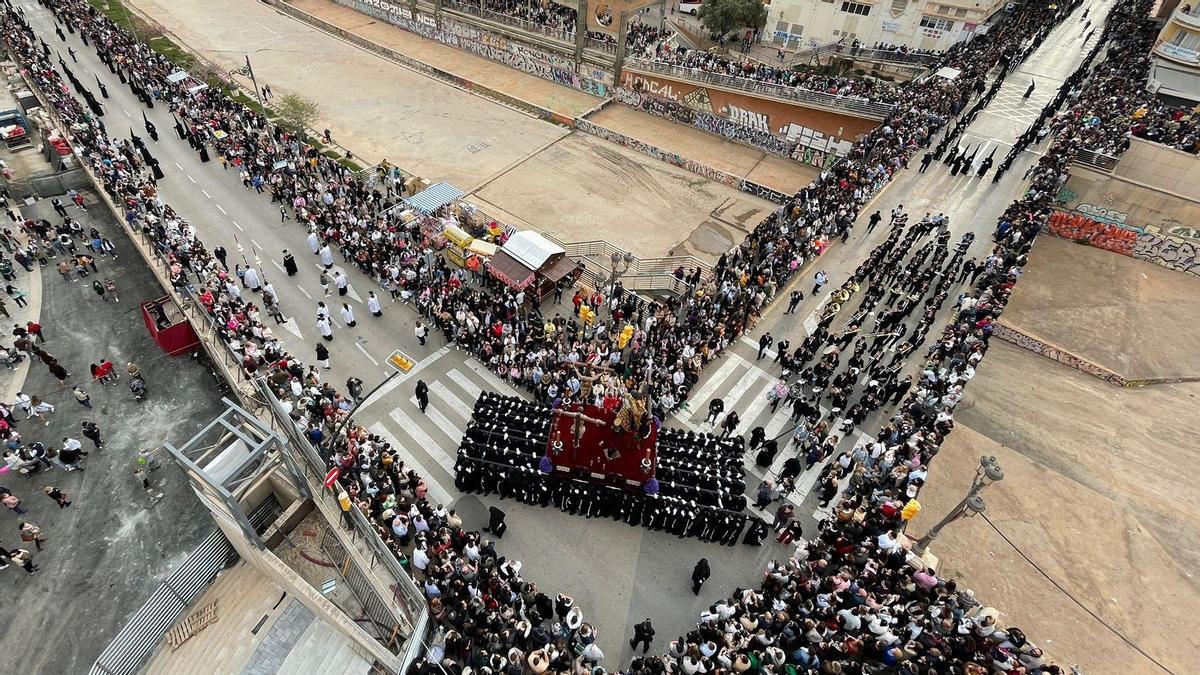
{"left": 502, "top": 231, "right": 564, "bottom": 271}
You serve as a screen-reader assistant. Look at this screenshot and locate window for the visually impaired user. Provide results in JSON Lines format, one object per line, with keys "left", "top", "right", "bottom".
{"left": 889, "top": 0, "right": 908, "bottom": 15}
{"left": 920, "top": 15, "right": 955, "bottom": 30}
{"left": 1169, "top": 30, "right": 1200, "bottom": 50}
{"left": 955, "top": 7, "right": 968, "bottom": 16}
{"left": 841, "top": 1, "right": 871, "bottom": 15}
{"left": 937, "top": 4, "right": 950, "bottom": 13}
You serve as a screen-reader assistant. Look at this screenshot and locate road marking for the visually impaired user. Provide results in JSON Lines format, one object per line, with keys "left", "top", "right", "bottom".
{"left": 367, "top": 422, "right": 453, "bottom": 506}
{"left": 763, "top": 406, "right": 793, "bottom": 442}
{"left": 174, "top": 162, "right": 183, "bottom": 170}
{"left": 122, "top": 109, "right": 131, "bottom": 118}
{"left": 201, "top": 188, "right": 211, "bottom": 199}
{"left": 297, "top": 285, "right": 312, "bottom": 299}
{"left": 216, "top": 204, "right": 227, "bottom": 215}
{"left": 272, "top": 260, "right": 285, "bottom": 274}
{"left": 427, "top": 381, "right": 474, "bottom": 424}
{"left": 355, "top": 342, "right": 380, "bottom": 366}
{"left": 250, "top": 239, "right": 263, "bottom": 250}
{"left": 187, "top": 175, "right": 197, "bottom": 184}
{"left": 446, "top": 368, "right": 482, "bottom": 401}
{"left": 280, "top": 317, "right": 302, "bottom": 340}
{"left": 232, "top": 221, "right": 244, "bottom": 231}
{"left": 740, "top": 334, "right": 777, "bottom": 361}
{"left": 357, "top": 345, "right": 452, "bottom": 412}
{"left": 720, "top": 366, "right": 761, "bottom": 414}
{"left": 675, "top": 357, "right": 740, "bottom": 424}
{"left": 388, "top": 408, "right": 457, "bottom": 475}
{"left": 736, "top": 380, "right": 776, "bottom": 434}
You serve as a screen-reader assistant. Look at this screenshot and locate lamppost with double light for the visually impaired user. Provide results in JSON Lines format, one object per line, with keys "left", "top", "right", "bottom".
{"left": 912, "top": 455, "right": 1003, "bottom": 556}
{"left": 608, "top": 250, "right": 634, "bottom": 297}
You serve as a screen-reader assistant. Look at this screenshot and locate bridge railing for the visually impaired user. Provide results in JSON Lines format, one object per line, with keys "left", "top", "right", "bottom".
{"left": 624, "top": 58, "right": 896, "bottom": 119}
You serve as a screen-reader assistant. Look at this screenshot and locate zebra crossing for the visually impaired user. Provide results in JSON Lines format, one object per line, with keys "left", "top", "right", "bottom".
{"left": 365, "top": 348, "right": 876, "bottom": 520}
{"left": 364, "top": 356, "right": 526, "bottom": 506}
{"left": 669, "top": 351, "right": 874, "bottom": 520}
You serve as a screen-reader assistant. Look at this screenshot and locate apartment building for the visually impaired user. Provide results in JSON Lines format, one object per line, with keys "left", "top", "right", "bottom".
{"left": 1150, "top": 1, "right": 1200, "bottom": 105}
{"left": 764, "top": 0, "right": 1010, "bottom": 53}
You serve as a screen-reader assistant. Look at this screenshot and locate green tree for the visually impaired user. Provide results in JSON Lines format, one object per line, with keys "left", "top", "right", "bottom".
{"left": 274, "top": 94, "right": 320, "bottom": 135}
{"left": 698, "top": 0, "right": 768, "bottom": 38}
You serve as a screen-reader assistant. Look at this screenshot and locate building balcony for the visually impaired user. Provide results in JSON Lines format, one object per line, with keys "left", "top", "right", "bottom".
{"left": 1172, "top": 4, "right": 1200, "bottom": 30}
{"left": 1153, "top": 40, "right": 1200, "bottom": 67}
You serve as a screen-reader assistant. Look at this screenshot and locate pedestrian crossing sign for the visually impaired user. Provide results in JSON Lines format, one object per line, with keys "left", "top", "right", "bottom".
{"left": 388, "top": 350, "right": 415, "bottom": 373}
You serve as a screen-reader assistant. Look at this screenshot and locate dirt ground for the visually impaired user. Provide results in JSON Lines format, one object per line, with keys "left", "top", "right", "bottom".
{"left": 470, "top": 131, "right": 776, "bottom": 261}
{"left": 999, "top": 235, "right": 1200, "bottom": 380}
{"left": 912, "top": 247, "right": 1200, "bottom": 674}
{"left": 588, "top": 105, "right": 820, "bottom": 193}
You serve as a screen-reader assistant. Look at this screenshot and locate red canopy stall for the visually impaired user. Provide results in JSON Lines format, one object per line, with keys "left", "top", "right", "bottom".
{"left": 141, "top": 295, "right": 199, "bottom": 356}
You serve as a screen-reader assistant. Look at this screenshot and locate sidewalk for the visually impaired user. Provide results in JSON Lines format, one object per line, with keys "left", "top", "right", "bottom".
{"left": 0, "top": 203, "right": 43, "bottom": 405}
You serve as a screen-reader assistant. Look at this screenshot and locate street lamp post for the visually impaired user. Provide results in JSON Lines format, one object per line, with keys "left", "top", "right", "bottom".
{"left": 607, "top": 250, "right": 634, "bottom": 302}
{"left": 912, "top": 455, "right": 1003, "bottom": 556}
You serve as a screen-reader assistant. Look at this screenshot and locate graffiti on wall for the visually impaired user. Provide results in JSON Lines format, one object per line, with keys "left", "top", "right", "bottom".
{"left": 341, "top": 0, "right": 608, "bottom": 97}
{"left": 1134, "top": 236, "right": 1200, "bottom": 277}
{"left": 780, "top": 123, "right": 853, "bottom": 157}
{"left": 1075, "top": 202, "right": 1129, "bottom": 226}
{"left": 613, "top": 84, "right": 852, "bottom": 164}
{"left": 1046, "top": 211, "right": 1200, "bottom": 277}
{"left": 695, "top": 112, "right": 794, "bottom": 156}
{"left": 574, "top": 118, "right": 740, "bottom": 188}
{"left": 992, "top": 323, "right": 1128, "bottom": 387}
{"left": 726, "top": 104, "right": 769, "bottom": 132}
{"left": 739, "top": 180, "right": 790, "bottom": 204}
{"left": 1046, "top": 211, "right": 1138, "bottom": 255}
{"left": 1164, "top": 225, "right": 1200, "bottom": 241}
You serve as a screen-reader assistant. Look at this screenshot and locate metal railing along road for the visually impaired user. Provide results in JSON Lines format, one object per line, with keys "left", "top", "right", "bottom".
{"left": 623, "top": 58, "right": 895, "bottom": 119}
{"left": 442, "top": 0, "right": 576, "bottom": 42}
{"left": 1073, "top": 147, "right": 1120, "bottom": 172}
{"left": 830, "top": 44, "right": 941, "bottom": 66}
{"left": 586, "top": 36, "right": 617, "bottom": 53}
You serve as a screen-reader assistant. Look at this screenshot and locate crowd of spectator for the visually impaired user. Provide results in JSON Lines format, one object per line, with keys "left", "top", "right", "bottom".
{"left": 478, "top": 0, "right": 578, "bottom": 35}
{"left": 2, "top": 0, "right": 1124, "bottom": 669}
{"left": 1046, "top": 0, "right": 1198, "bottom": 155}
{"left": 649, "top": 44, "right": 903, "bottom": 103}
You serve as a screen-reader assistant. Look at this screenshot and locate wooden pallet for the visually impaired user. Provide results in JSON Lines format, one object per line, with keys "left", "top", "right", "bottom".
{"left": 166, "top": 601, "right": 219, "bottom": 650}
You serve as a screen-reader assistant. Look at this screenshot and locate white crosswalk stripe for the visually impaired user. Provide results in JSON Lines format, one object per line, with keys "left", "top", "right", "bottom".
{"left": 426, "top": 381, "right": 474, "bottom": 424}
{"left": 675, "top": 357, "right": 740, "bottom": 425}
{"left": 447, "top": 368, "right": 483, "bottom": 401}
{"left": 368, "top": 421, "right": 453, "bottom": 506}
{"left": 735, "top": 381, "right": 776, "bottom": 435}
{"left": 388, "top": 407, "right": 457, "bottom": 475}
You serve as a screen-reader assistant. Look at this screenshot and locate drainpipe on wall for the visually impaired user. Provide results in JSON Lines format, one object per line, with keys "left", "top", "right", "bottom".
{"left": 575, "top": 0, "right": 587, "bottom": 66}
{"left": 614, "top": 9, "right": 630, "bottom": 84}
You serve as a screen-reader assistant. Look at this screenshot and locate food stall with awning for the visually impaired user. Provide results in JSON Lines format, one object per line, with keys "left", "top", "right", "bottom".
{"left": 403, "top": 181, "right": 465, "bottom": 215}
{"left": 486, "top": 250, "right": 536, "bottom": 290}
{"left": 488, "top": 231, "right": 581, "bottom": 300}
{"left": 443, "top": 223, "right": 498, "bottom": 271}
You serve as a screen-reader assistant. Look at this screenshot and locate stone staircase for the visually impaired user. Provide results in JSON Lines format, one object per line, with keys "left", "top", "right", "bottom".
{"left": 544, "top": 235, "right": 712, "bottom": 296}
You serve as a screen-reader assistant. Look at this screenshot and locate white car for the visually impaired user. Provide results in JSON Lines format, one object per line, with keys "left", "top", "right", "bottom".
{"left": 679, "top": 1, "right": 702, "bottom": 15}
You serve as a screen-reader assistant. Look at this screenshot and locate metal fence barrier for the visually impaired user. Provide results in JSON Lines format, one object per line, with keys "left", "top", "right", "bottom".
{"left": 623, "top": 58, "right": 896, "bottom": 119}
{"left": 88, "top": 497, "right": 280, "bottom": 675}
